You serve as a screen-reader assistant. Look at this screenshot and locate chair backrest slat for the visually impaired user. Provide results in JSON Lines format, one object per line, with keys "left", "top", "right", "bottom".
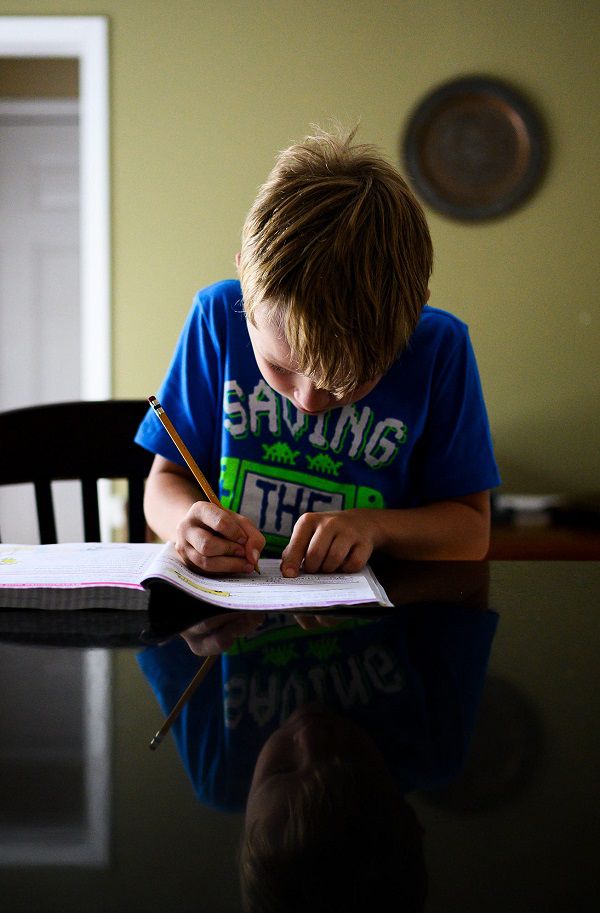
{"left": 128, "top": 476, "right": 147, "bottom": 543}
{"left": 34, "top": 479, "right": 58, "bottom": 544}
{"left": 81, "top": 478, "right": 101, "bottom": 542}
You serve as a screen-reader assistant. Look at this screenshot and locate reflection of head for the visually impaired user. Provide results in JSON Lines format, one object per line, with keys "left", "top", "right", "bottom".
{"left": 240, "top": 706, "right": 427, "bottom": 913}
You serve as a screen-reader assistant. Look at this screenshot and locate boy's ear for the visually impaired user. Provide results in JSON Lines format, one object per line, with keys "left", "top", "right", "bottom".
{"left": 235, "top": 251, "right": 241, "bottom": 271}
{"left": 425, "top": 287, "right": 431, "bottom": 302}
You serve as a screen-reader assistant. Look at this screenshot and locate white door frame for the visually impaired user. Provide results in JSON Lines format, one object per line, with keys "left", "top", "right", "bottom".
{"left": 0, "top": 16, "right": 111, "bottom": 867}
{"left": 0, "top": 15, "right": 110, "bottom": 399}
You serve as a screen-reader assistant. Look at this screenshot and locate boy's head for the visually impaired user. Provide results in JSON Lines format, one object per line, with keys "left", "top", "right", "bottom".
{"left": 240, "top": 703, "right": 427, "bottom": 913}
{"left": 239, "top": 126, "right": 433, "bottom": 404}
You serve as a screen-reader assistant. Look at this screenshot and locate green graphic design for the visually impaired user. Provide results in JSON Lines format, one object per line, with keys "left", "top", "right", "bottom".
{"left": 262, "top": 442, "right": 300, "bottom": 465}
{"left": 226, "top": 616, "right": 375, "bottom": 656}
{"left": 219, "top": 456, "right": 241, "bottom": 509}
{"left": 263, "top": 644, "right": 299, "bottom": 667}
{"left": 219, "top": 457, "right": 385, "bottom": 552}
{"left": 305, "top": 453, "right": 343, "bottom": 476}
{"left": 306, "top": 637, "right": 342, "bottom": 661}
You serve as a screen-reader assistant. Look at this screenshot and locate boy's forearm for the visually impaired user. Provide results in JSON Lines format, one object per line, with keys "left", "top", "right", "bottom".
{"left": 143, "top": 466, "right": 204, "bottom": 543}
{"left": 371, "top": 496, "right": 490, "bottom": 560}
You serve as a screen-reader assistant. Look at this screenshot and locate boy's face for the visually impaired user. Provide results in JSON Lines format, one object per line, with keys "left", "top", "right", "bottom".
{"left": 246, "top": 304, "right": 381, "bottom": 415}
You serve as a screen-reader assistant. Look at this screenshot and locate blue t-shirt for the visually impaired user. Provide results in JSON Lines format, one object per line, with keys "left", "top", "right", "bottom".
{"left": 135, "top": 280, "right": 500, "bottom": 554}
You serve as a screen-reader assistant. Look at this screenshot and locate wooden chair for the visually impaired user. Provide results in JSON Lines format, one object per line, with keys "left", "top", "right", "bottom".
{"left": 0, "top": 400, "right": 154, "bottom": 543}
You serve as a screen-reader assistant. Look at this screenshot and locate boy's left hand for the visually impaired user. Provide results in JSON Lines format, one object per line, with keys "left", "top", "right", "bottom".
{"left": 280, "top": 509, "right": 380, "bottom": 577}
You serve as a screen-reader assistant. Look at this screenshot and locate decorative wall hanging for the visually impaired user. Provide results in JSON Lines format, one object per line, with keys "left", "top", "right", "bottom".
{"left": 402, "top": 76, "right": 546, "bottom": 221}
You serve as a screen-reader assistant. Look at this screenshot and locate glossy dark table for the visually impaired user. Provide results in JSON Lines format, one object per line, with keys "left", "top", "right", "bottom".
{"left": 1, "top": 560, "right": 599, "bottom": 913}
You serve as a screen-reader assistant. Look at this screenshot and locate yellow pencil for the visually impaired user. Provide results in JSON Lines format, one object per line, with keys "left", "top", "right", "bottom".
{"left": 149, "top": 654, "right": 217, "bottom": 750}
{"left": 148, "top": 395, "right": 260, "bottom": 573}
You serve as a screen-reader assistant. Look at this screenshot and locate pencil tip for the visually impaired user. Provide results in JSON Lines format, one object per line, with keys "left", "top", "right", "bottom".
{"left": 149, "top": 734, "right": 161, "bottom": 750}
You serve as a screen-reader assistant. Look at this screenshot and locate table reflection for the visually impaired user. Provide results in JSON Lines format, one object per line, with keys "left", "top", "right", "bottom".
{"left": 136, "top": 561, "right": 496, "bottom": 909}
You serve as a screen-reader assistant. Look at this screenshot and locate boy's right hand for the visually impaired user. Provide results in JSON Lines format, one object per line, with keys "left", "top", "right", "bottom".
{"left": 180, "top": 611, "right": 266, "bottom": 655}
{"left": 175, "top": 501, "right": 265, "bottom": 575}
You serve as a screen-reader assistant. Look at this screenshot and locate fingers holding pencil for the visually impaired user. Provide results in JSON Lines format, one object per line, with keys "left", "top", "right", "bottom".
{"left": 175, "top": 501, "right": 265, "bottom": 576}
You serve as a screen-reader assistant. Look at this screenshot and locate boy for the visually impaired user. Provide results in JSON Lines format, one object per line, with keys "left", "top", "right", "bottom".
{"left": 135, "top": 127, "right": 500, "bottom": 574}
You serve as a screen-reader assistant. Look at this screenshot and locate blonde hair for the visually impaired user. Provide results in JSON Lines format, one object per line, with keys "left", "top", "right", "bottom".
{"left": 239, "top": 760, "right": 427, "bottom": 913}
{"left": 239, "top": 126, "right": 433, "bottom": 398}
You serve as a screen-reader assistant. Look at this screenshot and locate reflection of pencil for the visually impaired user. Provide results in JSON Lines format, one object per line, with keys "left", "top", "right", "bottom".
{"left": 149, "top": 655, "right": 217, "bottom": 750}
{"left": 148, "top": 396, "right": 260, "bottom": 574}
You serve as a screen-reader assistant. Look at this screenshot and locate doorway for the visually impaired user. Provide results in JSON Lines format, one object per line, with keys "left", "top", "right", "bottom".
{"left": 0, "top": 18, "right": 111, "bottom": 868}
{"left": 0, "top": 96, "right": 81, "bottom": 541}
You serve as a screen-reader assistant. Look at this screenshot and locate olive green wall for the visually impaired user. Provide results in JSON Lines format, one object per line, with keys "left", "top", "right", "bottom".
{"left": 2, "top": 1, "right": 599, "bottom": 494}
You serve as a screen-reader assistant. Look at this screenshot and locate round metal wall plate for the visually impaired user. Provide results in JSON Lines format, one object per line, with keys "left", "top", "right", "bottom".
{"left": 402, "top": 76, "right": 547, "bottom": 221}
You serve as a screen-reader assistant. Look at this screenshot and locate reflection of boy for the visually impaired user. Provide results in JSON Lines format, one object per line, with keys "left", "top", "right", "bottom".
{"left": 135, "top": 127, "right": 500, "bottom": 574}
{"left": 138, "top": 604, "right": 498, "bottom": 913}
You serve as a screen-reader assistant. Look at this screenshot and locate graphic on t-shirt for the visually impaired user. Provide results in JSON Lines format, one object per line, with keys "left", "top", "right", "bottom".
{"left": 223, "top": 640, "right": 405, "bottom": 729}
{"left": 261, "top": 443, "right": 344, "bottom": 476}
{"left": 220, "top": 377, "right": 410, "bottom": 550}
{"left": 223, "top": 378, "right": 408, "bottom": 470}
{"left": 220, "top": 457, "right": 384, "bottom": 552}
{"left": 261, "top": 442, "right": 300, "bottom": 465}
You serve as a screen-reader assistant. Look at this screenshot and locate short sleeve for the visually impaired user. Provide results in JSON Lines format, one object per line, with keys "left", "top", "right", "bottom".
{"left": 416, "top": 325, "right": 501, "bottom": 501}
{"left": 134, "top": 288, "right": 224, "bottom": 484}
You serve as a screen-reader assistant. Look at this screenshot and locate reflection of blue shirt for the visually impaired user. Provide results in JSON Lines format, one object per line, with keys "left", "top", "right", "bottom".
{"left": 135, "top": 280, "right": 500, "bottom": 555}
{"left": 137, "top": 606, "right": 498, "bottom": 812}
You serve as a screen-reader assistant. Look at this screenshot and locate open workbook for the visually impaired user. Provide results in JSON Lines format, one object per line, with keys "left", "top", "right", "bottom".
{"left": 0, "top": 542, "right": 392, "bottom": 612}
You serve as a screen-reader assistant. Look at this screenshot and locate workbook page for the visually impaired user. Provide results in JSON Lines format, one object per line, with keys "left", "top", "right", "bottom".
{"left": 146, "top": 545, "right": 392, "bottom": 611}
{"left": 0, "top": 542, "right": 163, "bottom": 589}
{"left": 0, "top": 541, "right": 392, "bottom": 612}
